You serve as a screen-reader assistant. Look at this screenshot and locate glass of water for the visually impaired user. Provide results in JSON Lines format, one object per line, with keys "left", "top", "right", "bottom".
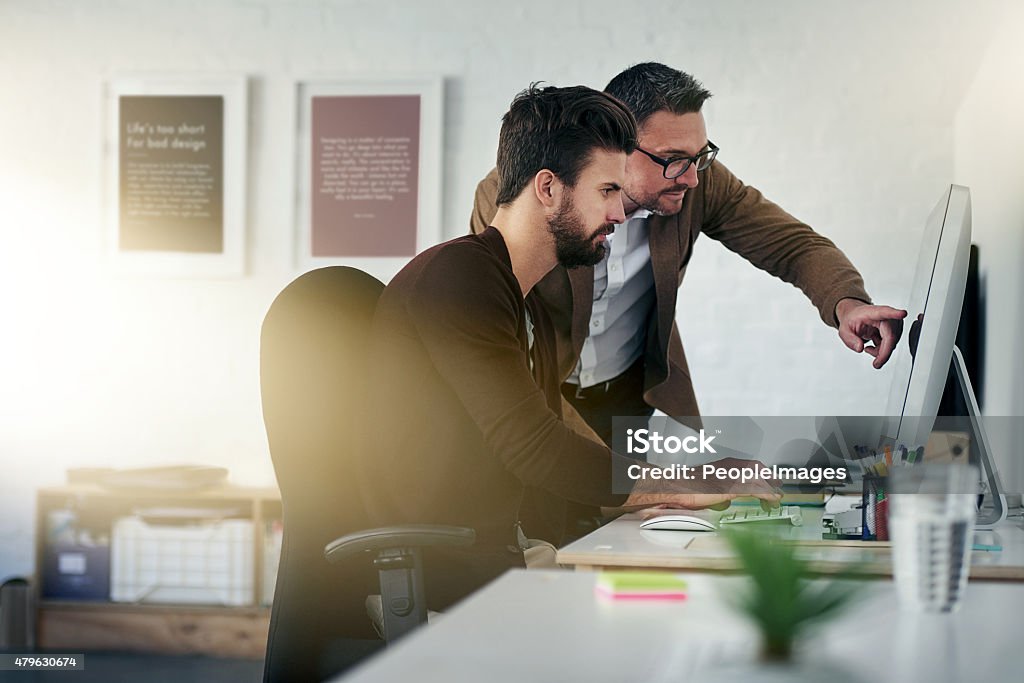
{"left": 889, "top": 463, "right": 979, "bottom": 613}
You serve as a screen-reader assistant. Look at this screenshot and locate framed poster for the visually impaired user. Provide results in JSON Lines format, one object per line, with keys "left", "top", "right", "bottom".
{"left": 295, "top": 78, "right": 442, "bottom": 271}
{"left": 103, "top": 75, "right": 247, "bottom": 277}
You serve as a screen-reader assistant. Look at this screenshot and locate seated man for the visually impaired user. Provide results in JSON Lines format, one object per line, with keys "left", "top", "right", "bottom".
{"left": 359, "top": 84, "right": 778, "bottom": 609}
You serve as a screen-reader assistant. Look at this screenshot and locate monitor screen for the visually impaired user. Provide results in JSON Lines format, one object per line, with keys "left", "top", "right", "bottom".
{"left": 885, "top": 185, "right": 972, "bottom": 448}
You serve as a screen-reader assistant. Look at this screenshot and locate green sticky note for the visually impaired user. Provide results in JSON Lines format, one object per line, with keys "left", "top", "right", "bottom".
{"left": 597, "top": 571, "right": 687, "bottom": 592}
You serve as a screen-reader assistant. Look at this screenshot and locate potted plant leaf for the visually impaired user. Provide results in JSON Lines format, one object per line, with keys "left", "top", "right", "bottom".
{"left": 721, "top": 527, "right": 863, "bottom": 663}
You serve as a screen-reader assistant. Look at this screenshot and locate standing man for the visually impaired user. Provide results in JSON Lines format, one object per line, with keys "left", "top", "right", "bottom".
{"left": 471, "top": 63, "right": 907, "bottom": 444}
{"left": 361, "top": 84, "right": 779, "bottom": 608}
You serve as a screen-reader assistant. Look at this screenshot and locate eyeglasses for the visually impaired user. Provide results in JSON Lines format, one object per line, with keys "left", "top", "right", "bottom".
{"left": 635, "top": 141, "right": 719, "bottom": 179}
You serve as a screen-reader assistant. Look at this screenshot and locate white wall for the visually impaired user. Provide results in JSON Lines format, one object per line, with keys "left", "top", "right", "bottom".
{"left": 0, "top": 0, "right": 1018, "bottom": 578}
{"left": 954, "top": 2, "right": 1024, "bottom": 496}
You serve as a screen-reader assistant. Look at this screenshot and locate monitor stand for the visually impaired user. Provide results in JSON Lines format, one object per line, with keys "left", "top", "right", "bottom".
{"left": 951, "top": 346, "right": 1008, "bottom": 529}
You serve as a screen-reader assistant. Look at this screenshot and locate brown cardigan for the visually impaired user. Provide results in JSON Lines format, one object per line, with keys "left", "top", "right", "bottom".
{"left": 470, "top": 162, "right": 871, "bottom": 417}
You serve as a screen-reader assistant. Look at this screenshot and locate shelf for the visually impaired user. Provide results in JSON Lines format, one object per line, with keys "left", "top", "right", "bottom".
{"left": 38, "top": 602, "right": 270, "bottom": 659}
{"left": 34, "top": 484, "right": 281, "bottom": 658}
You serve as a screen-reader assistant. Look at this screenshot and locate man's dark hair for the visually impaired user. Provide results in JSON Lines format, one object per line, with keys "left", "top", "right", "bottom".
{"left": 604, "top": 62, "right": 712, "bottom": 128}
{"left": 495, "top": 84, "right": 637, "bottom": 206}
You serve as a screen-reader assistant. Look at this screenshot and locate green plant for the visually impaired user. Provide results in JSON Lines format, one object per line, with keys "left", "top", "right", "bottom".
{"left": 722, "top": 528, "right": 861, "bottom": 662}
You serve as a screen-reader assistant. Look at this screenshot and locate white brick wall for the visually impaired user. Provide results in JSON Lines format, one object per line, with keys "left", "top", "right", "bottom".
{"left": 0, "top": 0, "right": 1018, "bottom": 577}
{"left": 954, "top": 1, "right": 1024, "bottom": 497}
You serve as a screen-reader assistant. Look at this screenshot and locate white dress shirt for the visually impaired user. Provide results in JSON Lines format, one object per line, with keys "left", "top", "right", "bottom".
{"left": 568, "top": 210, "right": 656, "bottom": 388}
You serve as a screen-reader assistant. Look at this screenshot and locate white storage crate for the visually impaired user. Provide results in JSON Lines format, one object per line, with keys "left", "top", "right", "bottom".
{"left": 110, "top": 516, "right": 254, "bottom": 606}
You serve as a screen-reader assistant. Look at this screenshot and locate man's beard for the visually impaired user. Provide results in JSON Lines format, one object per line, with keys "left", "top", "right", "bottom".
{"left": 623, "top": 186, "right": 687, "bottom": 216}
{"left": 547, "top": 196, "right": 610, "bottom": 268}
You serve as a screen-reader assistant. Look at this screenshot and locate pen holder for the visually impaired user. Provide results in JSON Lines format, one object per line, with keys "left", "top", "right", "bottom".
{"left": 862, "top": 474, "right": 889, "bottom": 541}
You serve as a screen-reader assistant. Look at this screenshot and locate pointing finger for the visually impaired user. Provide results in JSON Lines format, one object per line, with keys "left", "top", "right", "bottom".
{"left": 862, "top": 306, "right": 908, "bottom": 322}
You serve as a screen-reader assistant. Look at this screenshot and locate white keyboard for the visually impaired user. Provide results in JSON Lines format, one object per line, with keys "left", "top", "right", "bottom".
{"left": 717, "top": 505, "right": 803, "bottom": 527}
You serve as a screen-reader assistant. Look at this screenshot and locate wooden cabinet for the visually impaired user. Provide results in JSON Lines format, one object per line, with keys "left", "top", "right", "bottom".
{"left": 34, "top": 484, "right": 281, "bottom": 659}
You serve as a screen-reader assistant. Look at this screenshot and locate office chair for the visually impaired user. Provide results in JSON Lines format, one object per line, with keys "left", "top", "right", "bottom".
{"left": 260, "top": 266, "right": 473, "bottom": 682}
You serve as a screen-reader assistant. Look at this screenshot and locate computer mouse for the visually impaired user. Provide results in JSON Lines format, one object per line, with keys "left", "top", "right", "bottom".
{"left": 639, "top": 514, "right": 716, "bottom": 532}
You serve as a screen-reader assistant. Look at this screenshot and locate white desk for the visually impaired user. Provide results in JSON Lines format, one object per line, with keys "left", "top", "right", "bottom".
{"left": 558, "top": 509, "right": 1024, "bottom": 580}
{"left": 336, "top": 569, "right": 1024, "bottom": 683}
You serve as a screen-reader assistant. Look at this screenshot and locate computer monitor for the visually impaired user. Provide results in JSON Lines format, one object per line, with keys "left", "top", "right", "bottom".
{"left": 822, "top": 187, "right": 969, "bottom": 469}
{"left": 884, "top": 185, "right": 972, "bottom": 445}
{"left": 882, "top": 184, "right": 1005, "bottom": 526}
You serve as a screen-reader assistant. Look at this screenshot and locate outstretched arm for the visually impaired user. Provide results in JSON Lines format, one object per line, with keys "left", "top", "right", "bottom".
{"left": 700, "top": 161, "right": 872, "bottom": 329}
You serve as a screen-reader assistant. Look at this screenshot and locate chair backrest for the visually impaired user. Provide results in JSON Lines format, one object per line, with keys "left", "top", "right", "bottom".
{"left": 260, "top": 266, "right": 385, "bottom": 682}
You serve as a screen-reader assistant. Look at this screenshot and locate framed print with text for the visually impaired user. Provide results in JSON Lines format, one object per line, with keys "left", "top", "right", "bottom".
{"left": 295, "top": 78, "right": 442, "bottom": 271}
{"left": 103, "top": 75, "right": 247, "bottom": 277}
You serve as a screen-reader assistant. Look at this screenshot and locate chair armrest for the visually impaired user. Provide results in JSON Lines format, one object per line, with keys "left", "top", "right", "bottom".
{"left": 324, "top": 524, "right": 475, "bottom": 563}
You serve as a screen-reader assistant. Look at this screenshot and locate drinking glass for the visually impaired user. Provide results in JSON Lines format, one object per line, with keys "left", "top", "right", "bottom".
{"left": 889, "top": 463, "right": 979, "bottom": 613}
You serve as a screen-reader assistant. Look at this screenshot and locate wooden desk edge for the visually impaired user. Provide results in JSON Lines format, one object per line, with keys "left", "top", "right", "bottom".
{"left": 557, "top": 553, "right": 1024, "bottom": 581}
